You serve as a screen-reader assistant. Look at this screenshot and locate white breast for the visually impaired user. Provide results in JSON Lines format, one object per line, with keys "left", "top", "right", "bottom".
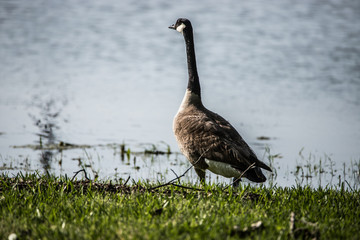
{"left": 176, "top": 89, "right": 202, "bottom": 114}
{"left": 205, "top": 159, "right": 241, "bottom": 178}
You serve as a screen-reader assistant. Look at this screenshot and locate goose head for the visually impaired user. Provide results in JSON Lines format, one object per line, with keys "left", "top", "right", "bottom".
{"left": 168, "top": 18, "right": 192, "bottom": 34}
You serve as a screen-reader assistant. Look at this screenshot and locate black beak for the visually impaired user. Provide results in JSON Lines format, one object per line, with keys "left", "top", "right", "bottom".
{"left": 168, "top": 24, "right": 176, "bottom": 30}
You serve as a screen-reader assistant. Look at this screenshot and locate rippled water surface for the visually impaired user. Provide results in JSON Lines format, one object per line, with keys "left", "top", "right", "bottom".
{"left": 1, "top": 0, "right": 359, "bottom": 187}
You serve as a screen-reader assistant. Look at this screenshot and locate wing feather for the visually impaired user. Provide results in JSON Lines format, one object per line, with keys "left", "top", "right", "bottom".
{"left": 174, "top": 105, "right": 271, "bottom": 172}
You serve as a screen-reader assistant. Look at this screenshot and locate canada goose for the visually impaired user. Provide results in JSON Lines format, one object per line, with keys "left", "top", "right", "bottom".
{"left": 169, "top": 18, "right": 272, "bottom": 185}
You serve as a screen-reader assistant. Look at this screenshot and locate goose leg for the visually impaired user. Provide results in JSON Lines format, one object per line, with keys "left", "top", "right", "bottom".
{"left": 194, "top": 168, "right": 206, "bottom": 185}
{"left": 232, "top": 177, "right": 241, "bottom": 187}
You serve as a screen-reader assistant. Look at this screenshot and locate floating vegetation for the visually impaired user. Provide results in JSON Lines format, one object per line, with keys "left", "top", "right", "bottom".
{"left": 12, "top": 141, "right": 92, "bottom": 150}
{"left": 257, "top": 136, "right": 271, "bottom": 141}
{"left": 2, "top": 142, "right": 359, "bottom": 190}
{"left": 144, "top": 142, "right": 172, "bottom": 155}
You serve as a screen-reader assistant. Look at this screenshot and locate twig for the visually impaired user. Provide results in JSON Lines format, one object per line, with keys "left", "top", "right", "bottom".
{"left": 71, "top": 169, "right": 90, "bottom": 182}
{"left": 222, "top": 163, "right": 256, "bottom": 191}
{"left": 289, "top": 212, "right": 295, "bottom": 238}
{"left": 171, "top": 183, "right": 204, "bottom": 191}
{"left": 170, "top": 169, "right": 179, "bottom": 183}
{"left": 345, "top": 180, "right": 354, "bottom": 192}
{"left": 149, "top": 148, "right": 210, "bottom": 191}
{"left": 299, "top": 217, "right": 318, "bottom": 228}
{"left": 123, "top": 176, "right": 131, "bottom": 186}
{"left": 149, "top": 165, "right": 194, "bottom": 190}
{"left": 344, "top": 180, "right": 360, "bottom": 205}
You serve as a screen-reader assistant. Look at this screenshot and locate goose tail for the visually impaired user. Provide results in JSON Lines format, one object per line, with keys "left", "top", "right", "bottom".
{"left": 244, "top": 166, "right": 268, "bottom": 183}
{"left": 243, "top": 159, "right": 272, "bottom": 183}
{"left": 256, "top": 160, "right": 272, "bottom": 172}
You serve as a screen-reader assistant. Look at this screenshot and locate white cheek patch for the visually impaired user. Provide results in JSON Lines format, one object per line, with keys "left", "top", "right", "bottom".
{"left": 176, "top": 23, "right": 186, "bottom": 33}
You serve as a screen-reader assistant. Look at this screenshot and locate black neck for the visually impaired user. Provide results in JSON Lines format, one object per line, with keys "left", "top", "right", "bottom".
{"left": 183, "top": 27, "right": 201, "bottom": 97}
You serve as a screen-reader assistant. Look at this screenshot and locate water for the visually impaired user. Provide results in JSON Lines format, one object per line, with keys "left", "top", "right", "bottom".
{"left": 1, "top": 0, "right": 359, "bottom": 188}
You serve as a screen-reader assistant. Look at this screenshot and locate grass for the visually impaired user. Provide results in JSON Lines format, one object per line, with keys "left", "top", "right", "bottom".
{"left": 1, "top": 173, "right": 359, "bottom": 239}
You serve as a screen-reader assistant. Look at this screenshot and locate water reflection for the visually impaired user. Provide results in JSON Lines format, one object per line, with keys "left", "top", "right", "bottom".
{"left": 29, "top": 97, "right": 67, "bottom": 171}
